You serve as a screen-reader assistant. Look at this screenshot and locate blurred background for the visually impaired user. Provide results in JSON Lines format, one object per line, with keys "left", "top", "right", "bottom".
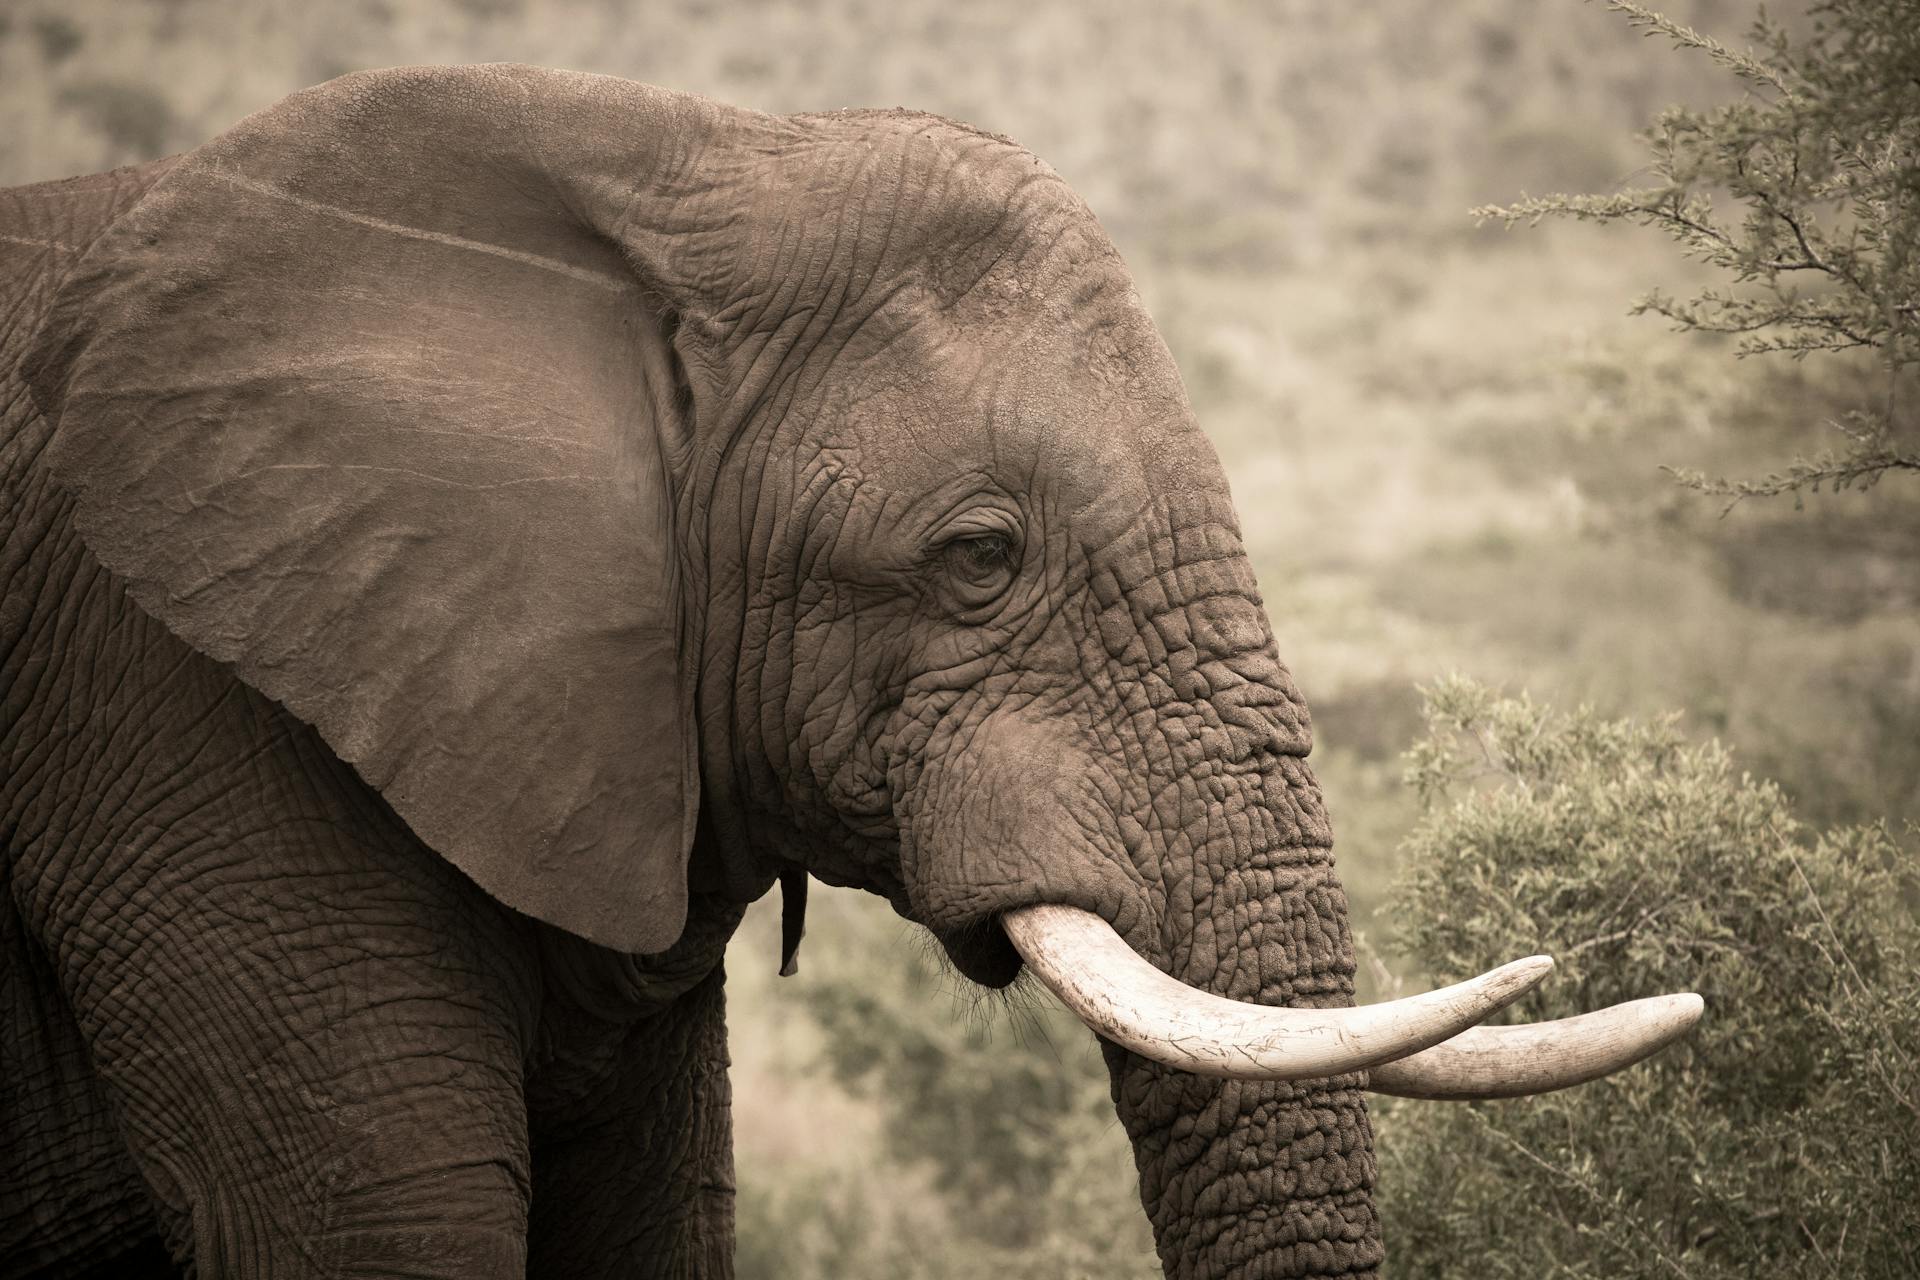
{"left": 7, "top": 2, "right": 1916, "bottom": 1275}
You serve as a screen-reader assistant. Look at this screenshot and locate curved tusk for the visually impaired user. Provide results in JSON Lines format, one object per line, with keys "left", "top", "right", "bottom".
{"left": 1002, "top": 903, "right": 1554, "bottom": 1081}
{"left": 1365, "top": 991, "right": 1705, "bottom": 1099}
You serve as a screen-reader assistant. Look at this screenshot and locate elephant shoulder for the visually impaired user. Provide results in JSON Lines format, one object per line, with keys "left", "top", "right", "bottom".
{"left": 1, "top": 159, "right": 180, "bottom": 344}
{"left": 1, "top": 161, "right": 180, "bottom": 743}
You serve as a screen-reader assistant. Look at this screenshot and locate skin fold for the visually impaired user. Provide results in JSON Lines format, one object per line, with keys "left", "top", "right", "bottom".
{"left": 1, "top": 66, "right": 1378, "bottom": 1278}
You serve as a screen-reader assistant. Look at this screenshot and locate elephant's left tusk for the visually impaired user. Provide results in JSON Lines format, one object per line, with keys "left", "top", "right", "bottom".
{"left": 1363, "top": 991, "right": 1705, "bottom": 1099}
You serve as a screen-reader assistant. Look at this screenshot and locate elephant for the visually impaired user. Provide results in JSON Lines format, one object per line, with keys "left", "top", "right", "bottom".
{"left": 0, "top": 64, "right": 1702, "bottom": 1278}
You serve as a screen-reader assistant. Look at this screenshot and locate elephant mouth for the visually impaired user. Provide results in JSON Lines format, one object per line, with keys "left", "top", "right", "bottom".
{"left": 1001, "top": 903, "right": 1706, "bottom": 1096}
{"left": 932, "top": 917, "right": 1025, "bottom": 989}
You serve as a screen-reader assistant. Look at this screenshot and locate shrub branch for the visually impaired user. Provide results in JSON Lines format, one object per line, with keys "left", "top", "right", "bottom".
{"left": 1474, "top": 0, "right": 1920, "bottom": 502}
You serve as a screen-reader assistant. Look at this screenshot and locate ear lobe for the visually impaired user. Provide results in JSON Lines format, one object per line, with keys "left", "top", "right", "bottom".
{"left": 27, "top": 67, "right": 724, "bottom": 953}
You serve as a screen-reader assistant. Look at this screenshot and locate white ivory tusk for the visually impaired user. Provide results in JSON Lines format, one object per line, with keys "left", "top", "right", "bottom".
{"left": 1001, "top": 903, "right": 1554, "bottom": 1080}
{"left": 1364, "top": 991, "right": 1705, "bottom": 1099}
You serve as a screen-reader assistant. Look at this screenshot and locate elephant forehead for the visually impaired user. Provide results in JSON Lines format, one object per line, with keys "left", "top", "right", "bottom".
{"left": 822, "top": 276, "right": 1212, "bottom": 485}
{"left": 822, "top": 316, "right": 1220, "bottom": 518}
{"left": 753, "top": 113, "right": 1234, "bottom": 536}
{"left": 732, "top": 111, "right": 1176, "bottom": 377}
{"left": 776, "top": 109, "right": 1100, "bottom": 292}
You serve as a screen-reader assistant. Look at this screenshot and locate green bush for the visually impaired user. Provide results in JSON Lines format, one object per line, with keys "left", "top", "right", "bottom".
{"left": 734, "top": 1087, "right": 1159, "bottom": 1280}
{"left": 795, "top": 942, "right": 1158, "bottom": 1277}
{"left": 734, "top": 916, "right": 1158, "bottom": 1280}
{"left": 1376, "top": 676, "right": 1920, "bottom": 1278}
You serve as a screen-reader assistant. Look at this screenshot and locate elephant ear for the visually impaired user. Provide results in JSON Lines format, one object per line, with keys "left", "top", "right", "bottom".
{"left": 26, "top": 66, "right": 748, "bottom": 953}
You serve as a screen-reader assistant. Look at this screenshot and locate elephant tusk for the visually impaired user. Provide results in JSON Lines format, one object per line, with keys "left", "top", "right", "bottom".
{"left": 1363, "top": 991, "right": 1705, "bottom": 1099}
{"left": 1001, "top": 903, "right": 1554, "bottom": 1080}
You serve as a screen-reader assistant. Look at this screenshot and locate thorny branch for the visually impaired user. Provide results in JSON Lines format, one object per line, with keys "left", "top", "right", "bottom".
{"left": 1473, "top": 1, "right": 1920, "bottom": 501}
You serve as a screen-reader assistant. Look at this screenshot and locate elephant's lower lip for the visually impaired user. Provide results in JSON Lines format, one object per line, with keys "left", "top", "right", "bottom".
{"left": 930, "top": 920, "right": 1023, "bottom": 989}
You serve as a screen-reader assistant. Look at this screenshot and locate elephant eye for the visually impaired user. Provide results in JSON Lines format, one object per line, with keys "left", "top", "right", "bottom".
{"left": 942, "top": 532, "right": 1017, "bottom": 598}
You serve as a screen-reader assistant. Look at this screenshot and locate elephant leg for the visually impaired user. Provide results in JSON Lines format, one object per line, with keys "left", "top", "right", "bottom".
{"left": 9, "top": 624, "right": 546, "bottom": 1278}
{"left": 527, "top": 966, "right": 736, "bottom": 1279}
{"left": 29, "top": 792, "right": 541, "bottom": 1275}
{"left": 1, "top": 889, "right": 166, "bottom": 1275}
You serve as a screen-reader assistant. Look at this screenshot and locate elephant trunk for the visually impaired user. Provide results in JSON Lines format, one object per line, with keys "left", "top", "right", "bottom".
{"left": 891, "top": 484, "right": 1391, "bottom": 1274}
{"left": 1095, "top": 758, "right": 1385, "bottom": 1278}
{"left": 899, "top": 712, "right": 1387, "bottom": 1276}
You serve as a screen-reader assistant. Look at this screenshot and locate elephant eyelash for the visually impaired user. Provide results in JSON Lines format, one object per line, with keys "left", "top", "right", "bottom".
{"left": 939, "top": 531, "right": 1019, "bottom": 604}
{"left": 950, "top": 533, "right": 1012, "bottom": 573}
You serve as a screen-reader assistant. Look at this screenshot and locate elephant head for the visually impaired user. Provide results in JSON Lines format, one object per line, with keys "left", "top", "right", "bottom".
{"left": 26, "top": 65, "right": 1699, "bottom": 1276}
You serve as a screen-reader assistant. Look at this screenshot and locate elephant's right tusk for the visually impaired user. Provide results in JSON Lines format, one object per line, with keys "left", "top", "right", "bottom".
{"left": 1002, "top": 903, "right": 1554, "bottom": 1080}
{"left": 1363, "top": 992, "right": 1705, "bottom": 1099}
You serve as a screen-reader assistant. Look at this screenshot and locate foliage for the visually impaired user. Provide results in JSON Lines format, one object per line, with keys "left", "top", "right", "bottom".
{"left": 734, "top": 1080, "right": 1160, "bottom": 1280}
{"left": 732, "top": 910, "right": 1158, "bottom": 1279}
{"left": 1377, "top": 676, "right": 1920, "bottom": 1279}
{"left": 761, "top": 938, "right": 1159, "bottom": 1278}
{"left": 1478, "top": 0, "right": 1920, "bottom": 503}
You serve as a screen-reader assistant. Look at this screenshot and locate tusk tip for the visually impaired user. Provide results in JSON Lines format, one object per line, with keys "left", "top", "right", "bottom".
{"left": 1634, "top": 991, "right": 1706, "bottom": 1039}
{"left": 1366, "top": 987, "right": 1709, "bottom": 1099}
{"left": 1487, "top": 953, "right": 1555, "bottom": 997}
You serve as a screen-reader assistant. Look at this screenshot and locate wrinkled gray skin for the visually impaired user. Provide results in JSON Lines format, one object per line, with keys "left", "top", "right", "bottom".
{"left": 2, "top": 67, "right": 1376, "bottom": 1277}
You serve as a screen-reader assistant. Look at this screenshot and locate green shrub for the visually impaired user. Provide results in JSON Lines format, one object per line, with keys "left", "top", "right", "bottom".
{"left": 1376, "top": 676, "right": 1919, "bottom": 1278}
{"left": 732, "top": 901, "right": 1158, "bottom": 1280}
{"left": 795, "top": 940, "right": 1159, "bottom": 1277}
{"left": 734, "top": 1085, "right": 1159, "bottom": 1280}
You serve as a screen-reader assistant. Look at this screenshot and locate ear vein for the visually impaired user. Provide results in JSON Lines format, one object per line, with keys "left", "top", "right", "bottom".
{"left": 203, "top": 165, "right": 633, "bottom": 293}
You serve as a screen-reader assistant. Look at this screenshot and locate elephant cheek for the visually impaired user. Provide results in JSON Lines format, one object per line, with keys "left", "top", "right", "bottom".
{"left": 898, "top": 710, "right": 1149, "bottom": 989}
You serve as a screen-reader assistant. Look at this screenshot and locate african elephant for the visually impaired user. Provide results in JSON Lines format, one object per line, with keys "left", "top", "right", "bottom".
{"left": 1, "top": 65, "right": 1700, "bottom": 1278}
